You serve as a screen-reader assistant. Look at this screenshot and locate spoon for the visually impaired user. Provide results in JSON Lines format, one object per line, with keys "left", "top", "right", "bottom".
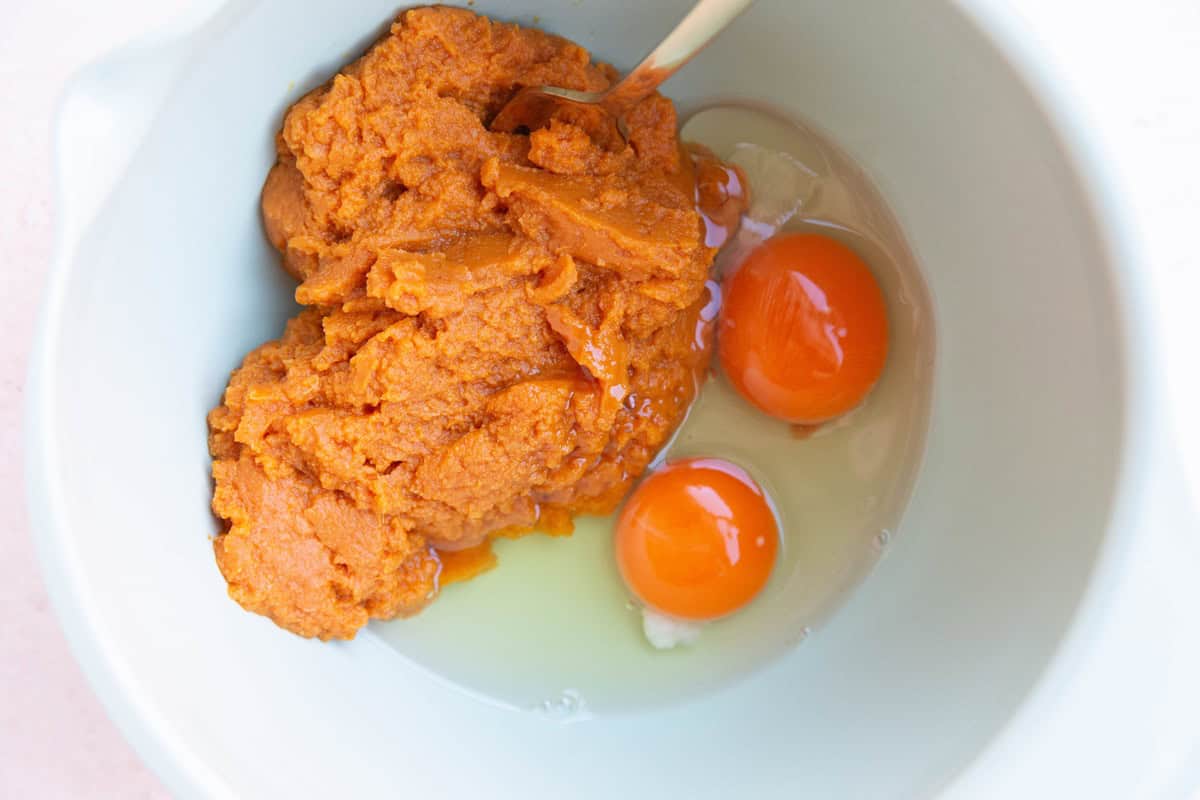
{"left": 490, "top": 0, "right": 756, "bottom": 137}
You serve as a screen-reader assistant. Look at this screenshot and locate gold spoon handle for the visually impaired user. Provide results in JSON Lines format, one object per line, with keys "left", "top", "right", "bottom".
{"left": 599, "top": 0, "right": 756, "bottom": 119}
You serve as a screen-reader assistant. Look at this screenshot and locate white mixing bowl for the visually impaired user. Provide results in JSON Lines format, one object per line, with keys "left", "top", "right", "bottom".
{"left": 28, "top": 0, "right": 1200, "bottom": 797}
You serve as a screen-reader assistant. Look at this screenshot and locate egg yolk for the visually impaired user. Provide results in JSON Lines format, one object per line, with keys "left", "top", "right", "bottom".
{"left": 615, "top": 458, "right": 778, "bottom": 621}
{"left": 718, "top": 233, "right": 889, "bottom": 423}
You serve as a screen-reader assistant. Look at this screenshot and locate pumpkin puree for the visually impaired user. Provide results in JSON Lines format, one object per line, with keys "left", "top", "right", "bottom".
{"left": 208, "top": 6, "right": 720, "bottom": 639}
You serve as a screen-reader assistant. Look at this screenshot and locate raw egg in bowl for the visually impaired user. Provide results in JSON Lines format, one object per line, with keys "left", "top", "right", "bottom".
{"left": 29, "top": 2, "right": 1193, "bottom": 798}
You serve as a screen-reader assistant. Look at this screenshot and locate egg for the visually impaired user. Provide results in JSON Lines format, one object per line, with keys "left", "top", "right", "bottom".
{"left": 376, "top": 104, "right": 933, "bottom": 711}
{"left": 615, "top": 457, "right": 778, "bottom": 622}
{"left": 719, "top": 233, "right": 889, "bottom": 424}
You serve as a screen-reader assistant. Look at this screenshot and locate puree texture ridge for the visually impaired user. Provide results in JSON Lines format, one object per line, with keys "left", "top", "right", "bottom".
{"left": 208, "top": 6, "right": 718, "bottom": 639}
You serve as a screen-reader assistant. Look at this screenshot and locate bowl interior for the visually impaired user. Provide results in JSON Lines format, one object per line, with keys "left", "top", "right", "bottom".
{"left": 35, "top": 0, "right": 1124, "bottom": 796}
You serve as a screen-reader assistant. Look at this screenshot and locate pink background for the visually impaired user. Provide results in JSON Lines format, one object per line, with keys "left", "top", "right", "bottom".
{"left": 0, "top": 2, "right": 168, "bottom": 797}
{"left": 2, "top": 2, "right": 1197, "bottom": 798}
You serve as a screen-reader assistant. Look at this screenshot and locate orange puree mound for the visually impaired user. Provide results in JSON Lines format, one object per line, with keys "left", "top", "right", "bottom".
{"left": 208, "top": 6, "right": 717, "bottom": 640}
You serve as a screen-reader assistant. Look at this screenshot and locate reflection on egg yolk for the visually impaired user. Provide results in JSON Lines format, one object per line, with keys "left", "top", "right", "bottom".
{"left": 719, "top": 233, "right": 889, "bottom": 424}
{"left": 615, "top": 458, "right": 778, "bottom": 621}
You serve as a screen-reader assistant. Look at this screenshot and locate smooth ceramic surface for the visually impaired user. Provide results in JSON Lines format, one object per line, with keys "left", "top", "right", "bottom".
{"left": 27, "top": 0, "right": 1200, "bottom": 797}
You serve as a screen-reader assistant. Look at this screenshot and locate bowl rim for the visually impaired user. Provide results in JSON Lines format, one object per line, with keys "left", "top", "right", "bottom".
{"left": 24, "top": 1, "right": 1166, "bottom": 796}
{"left": 919, "top": 0, "right": 1171, "bottom": 791}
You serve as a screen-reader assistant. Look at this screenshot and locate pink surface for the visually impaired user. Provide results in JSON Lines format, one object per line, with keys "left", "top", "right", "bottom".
{"left": 4, "top": 3, "right": 1198, "bottom": 798}
{"left": 0, "top": 3, "right": 169, "bottom": 797}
